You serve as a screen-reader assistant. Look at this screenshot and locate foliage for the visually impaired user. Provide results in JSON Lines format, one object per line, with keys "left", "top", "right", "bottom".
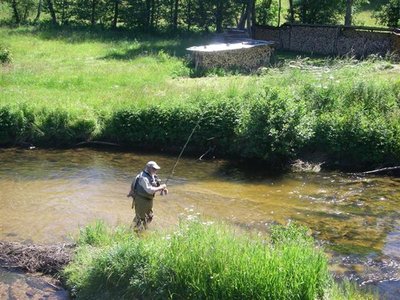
{"left": 290, "top": 0, "right": 346, "bottom": 24}
{"left": 63, "top": 219, "right": 333, "bottom": 299}
{"left": 236, "top": 87, "right": 315, "bottom": 166}
{"left": 0, "top": 44, "right": 12, "bottom": 64}
{"left": 290, "top": 0, "right": 369, "bottom": 25}
{"left": 256, "top": 0, "right": 279, "bottom": 26}
{"left": 3, "top": 0, "right": 36, "bottom": 24}
{"left": 374, "top": 0, "right": 400, "bottom": 27}
{"left": 1, "top": 27, "right": 400, "bottom": 169}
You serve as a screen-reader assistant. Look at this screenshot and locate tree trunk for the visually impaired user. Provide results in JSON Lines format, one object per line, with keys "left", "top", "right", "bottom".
{"left": 11, "top": 0, "right": 20, "bottom": 24}
{"left": 288, "top": 0, "right": 294, "bottom": 23}
{"left": 34, "top": 0, "right": 43, "bottom": 24}
{"left": 237, "top": 3, "right": 247, "bottom": 29}
{"left": 91, "top": 0, "right": 97, "bottom": 26}
{"left": 46, "top": 0, "right": 57, "bottom": 25}
{"left": 150, "top": 0, "right": 155, "bottom": 28}
{"left": 246, "top": 0, "right": 252, "bottom": 34}
{"left": 251, "top": 0, "right": 256, "bottom": 29}
{"left": 173, "top": 0, "right": 179, "bottom": 31}
{"left": 345, "top": 0, "right": 353, "bottom": 26}
{"left": 277, "top": 0, "right": 281, "bottom": 26}
{"left": 112, "top": 0, "right": 119, "bottom": 28}
{"left": 216, "top": 0, "right": 223, "bottom": 33}
{"left": 186, "top": 0, "right": 191, "bottom": 31}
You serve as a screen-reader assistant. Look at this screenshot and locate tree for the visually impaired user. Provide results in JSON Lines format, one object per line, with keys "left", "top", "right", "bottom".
{"left": 34, "top": 0, "right": 43, "bottom": 24}
{"left": 5, "top": 0, "right": 36, "bottom": 24}
{"left": 345, "top": 0, "right": 353, "bottom": 26}
{"left": 288, "top": 0, "right": 294, "bottom": 23}
{"left": 291, "top": 0, "right": 345, "bottom": 24}
{"left": 255, "top": 0, "right": 278, "bottom": 26}
{"left": 375, "top": 0, "right": 400, "bottom": 27}
{"left": 111, "top": 0, "right": 120, "bottom": 28}
{"left": 11, "top": 0, "right": 21, "bottom": 24}
{"left": 46, "top": 0, "right": 57, "bottom": 25}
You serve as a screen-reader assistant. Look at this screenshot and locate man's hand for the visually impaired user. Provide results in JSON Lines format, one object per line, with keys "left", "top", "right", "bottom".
{"left": 160, "top": 184, "right": 168, "bottom": 196}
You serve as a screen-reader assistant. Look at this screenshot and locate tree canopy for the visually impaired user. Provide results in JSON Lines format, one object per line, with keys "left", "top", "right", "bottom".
{"left": 1, "top": 0, "right": 397, "bottom": 31}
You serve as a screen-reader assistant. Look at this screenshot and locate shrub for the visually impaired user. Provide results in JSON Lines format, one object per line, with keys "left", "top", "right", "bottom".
{"left": 374, "top": 0, "right": 400, "bottom": 28}
{"left": 0, "top": 44, "right": 12, "bottom": 64}
{"left": 34, "top": 109, "right": 97, "bottom": 147}
{"left": 0, "top": 106, "right": 24, "bottom": 145}
{"left": 236, "top": 88, "right": 315, "bottom": 166}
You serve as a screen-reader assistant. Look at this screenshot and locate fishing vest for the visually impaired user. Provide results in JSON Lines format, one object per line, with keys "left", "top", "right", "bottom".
{"left": 133, "top": 171, "right": 159, "bottom": 200}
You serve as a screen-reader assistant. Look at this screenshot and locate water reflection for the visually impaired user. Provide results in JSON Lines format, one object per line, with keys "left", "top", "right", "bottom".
{"left": 0, "top": 148, "right": 399, "bottom": 295}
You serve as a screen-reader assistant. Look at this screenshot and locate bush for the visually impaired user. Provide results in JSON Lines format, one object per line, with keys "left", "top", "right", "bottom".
{"left": 0, "top": 106, "right": 24, "bottom": 145}
{"left": 315, "top": 111, "right": 400, "bottom": 168}
{"left": 236, "top": 88, "right": 315, "bottom": 166}
{"left": 0, "top": 44, "right": 12, "bottom": 64}
{"left": 104, "top": 98, "right": 240, "bottom": 156}
{"left": 374, "top": 0, "right": 400, "bottom": 27}
{"left": 34, "top": 109, "right": 97, "bottom": 147}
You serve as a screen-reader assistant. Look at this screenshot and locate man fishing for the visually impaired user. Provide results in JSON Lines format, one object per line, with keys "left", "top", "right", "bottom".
{"left": 127, "top": 161, "right": 168, "bottom": 231}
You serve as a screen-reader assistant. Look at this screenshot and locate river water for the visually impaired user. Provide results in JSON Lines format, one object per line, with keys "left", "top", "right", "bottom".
{"left": 0, "top": 148, "right": 399, "bottom": 299}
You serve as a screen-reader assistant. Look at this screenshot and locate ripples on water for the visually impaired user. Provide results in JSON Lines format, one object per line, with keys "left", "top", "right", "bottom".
{"left": 0, "top": 148, "right": 399, "bottom": 298}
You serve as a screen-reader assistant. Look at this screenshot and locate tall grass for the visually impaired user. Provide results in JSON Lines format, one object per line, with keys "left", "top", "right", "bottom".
{"left": 64, "top": 220, "right": 323, "bottom": 299}
{"left": 63, "top": 219, "right": 376, "bottom": 299}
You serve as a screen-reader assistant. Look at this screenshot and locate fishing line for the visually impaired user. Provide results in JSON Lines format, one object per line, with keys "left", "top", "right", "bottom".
{"left": 164, "top": 116, "right": 202, "bottom": 186}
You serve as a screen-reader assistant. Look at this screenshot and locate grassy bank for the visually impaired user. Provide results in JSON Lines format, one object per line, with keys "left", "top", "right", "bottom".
{"left": 1, "top": 26, "right": 400, "bottom": 169}
{"left": 63, "top": 220, "right": 375, "bottom": 299}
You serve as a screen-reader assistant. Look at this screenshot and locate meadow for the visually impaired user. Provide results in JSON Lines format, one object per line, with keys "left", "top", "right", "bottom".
{"left": 1, "top": 26, "right": 400, "bottom": 170}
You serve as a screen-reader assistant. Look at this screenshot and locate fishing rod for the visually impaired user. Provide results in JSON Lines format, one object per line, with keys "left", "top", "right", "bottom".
{"left": 161, "top": 116, "right": 203, "bottom": 194}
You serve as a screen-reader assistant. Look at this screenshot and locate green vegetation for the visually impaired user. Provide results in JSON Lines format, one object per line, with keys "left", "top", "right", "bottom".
{"left": 63, "top": 219, "right": 375, "bottom": 299}
{"left": 0, "top": 43, "right": 12, "bottom": 64}
{"left": 0, "top": 0, "right": 394, "bottom": 28}
{"left": 1, "top": 26, "right": 400, "bottom": 169}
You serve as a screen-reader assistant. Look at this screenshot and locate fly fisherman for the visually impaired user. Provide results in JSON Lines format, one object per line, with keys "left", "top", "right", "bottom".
{"left": 127, "top": 161, "right": 168, "bottom": 231}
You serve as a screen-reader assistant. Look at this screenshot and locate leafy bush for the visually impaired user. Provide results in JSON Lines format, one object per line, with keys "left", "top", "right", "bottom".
{"left": 236, "top": 88, "right": 315, "bottom": 166}
{"left": 0, "top": 106, "right": 24, "bottom": 145}
{"left": 0, "top": 44, "right": 12, "bottom": 64}
{"left": 34, "top": 109, "right": 97, "bottom": 147}
{"left": 104, "top": 98, "right": 240, "bottom": 156}
{"left": 374, "top": 0, "right": 400, "bottom": 27}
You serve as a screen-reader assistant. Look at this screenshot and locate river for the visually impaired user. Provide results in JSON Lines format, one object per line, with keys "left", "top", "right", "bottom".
{"left": 0, "top": 148, "right": 399, "bottom": 299}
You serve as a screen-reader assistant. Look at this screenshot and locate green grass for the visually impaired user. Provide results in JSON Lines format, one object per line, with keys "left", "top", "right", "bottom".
{"left": 63, "top": 219, "right": 377, "bottom": 299}
{"left": 1, "top": 26, "right": 400, "bottom": 169}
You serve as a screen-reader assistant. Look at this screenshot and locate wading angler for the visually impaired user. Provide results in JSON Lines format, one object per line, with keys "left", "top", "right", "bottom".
{"left": 128, "top": 161, "right": 168, "bottom": 231}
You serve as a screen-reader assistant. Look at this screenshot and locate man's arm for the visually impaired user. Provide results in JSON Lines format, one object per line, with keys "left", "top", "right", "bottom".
{"left": 139, "top": 177, "right": 166, "bottom": 194}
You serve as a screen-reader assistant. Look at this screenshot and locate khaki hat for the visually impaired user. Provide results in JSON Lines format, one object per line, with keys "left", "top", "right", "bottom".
{"left": 146, "top": 161, "right": 161, "bottom": 170}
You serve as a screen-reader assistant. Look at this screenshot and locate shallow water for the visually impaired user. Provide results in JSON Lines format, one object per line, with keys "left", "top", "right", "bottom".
{"left": 0, "top": 148, "right": 399, "bottom": 298}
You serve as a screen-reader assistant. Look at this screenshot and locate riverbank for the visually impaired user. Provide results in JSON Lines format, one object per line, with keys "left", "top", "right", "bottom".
{"left": 1, "top": 26, "right": 400, "bottom": 171}
{"left": 64, "top": 220, "right": 377, "bottom": 299}
{"left": 0, "top": 223, "right": 377, "bottom": 299}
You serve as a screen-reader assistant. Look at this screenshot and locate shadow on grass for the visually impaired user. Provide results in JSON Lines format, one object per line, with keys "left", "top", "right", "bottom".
{"left": 3, "top": 24, "right": 214, "bottom": 59}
